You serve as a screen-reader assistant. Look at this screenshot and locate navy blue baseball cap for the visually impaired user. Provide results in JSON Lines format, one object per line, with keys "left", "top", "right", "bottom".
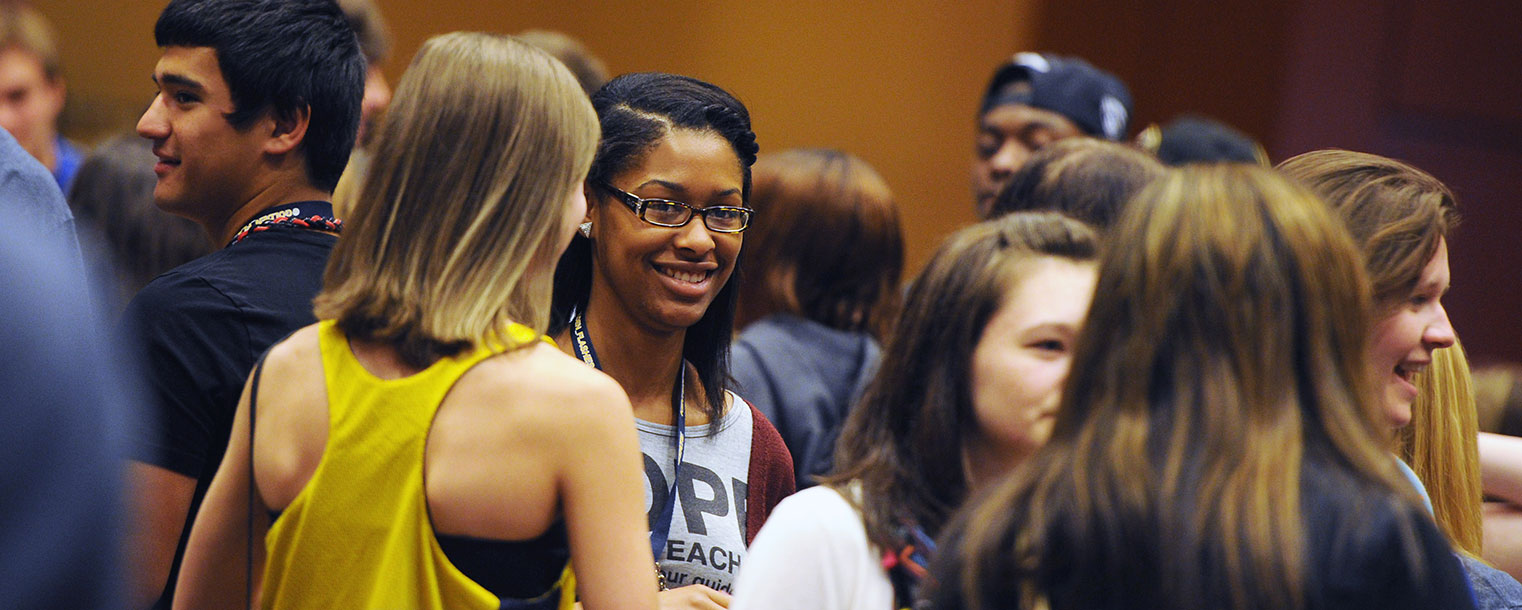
{"left": 981, "top": 52, "right": 1134, "bottom": 141}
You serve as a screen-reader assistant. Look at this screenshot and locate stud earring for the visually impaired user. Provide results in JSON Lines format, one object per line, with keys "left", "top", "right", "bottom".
{"left": 578, "top": 221, "right": 592, "bottom": 238}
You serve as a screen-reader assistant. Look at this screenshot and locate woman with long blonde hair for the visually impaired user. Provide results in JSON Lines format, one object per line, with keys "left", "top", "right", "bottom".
{"left": 928, "top": 165, "right": 1474, "bottom": 610}
{"left": 1402, "top": 337, "right": 1486, "bottom": 553}
{"left": 173, "top": 33, "right": 658, "bottom": 610}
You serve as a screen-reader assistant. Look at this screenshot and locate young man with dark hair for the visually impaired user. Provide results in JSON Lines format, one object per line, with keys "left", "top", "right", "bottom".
{"left": 121, "top": 1, "right": 363, "bottom": 607}
{"left": 972, "top": 52, "right": 1133, "bottom": 219}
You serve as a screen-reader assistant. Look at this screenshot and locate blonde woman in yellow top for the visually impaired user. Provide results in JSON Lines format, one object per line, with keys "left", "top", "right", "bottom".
{"left": 173, "top": 33, "right": 658, "bottom": 610}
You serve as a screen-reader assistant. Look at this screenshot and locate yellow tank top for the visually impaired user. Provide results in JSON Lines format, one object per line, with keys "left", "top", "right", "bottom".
{"left": 261, "top": 320, "right": 575, "bottom": 609}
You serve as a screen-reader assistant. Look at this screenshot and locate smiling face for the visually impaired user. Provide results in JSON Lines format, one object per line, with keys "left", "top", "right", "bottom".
{"left": 587, "top": 128, "right": 745, "bottom": 333}
{"left": 967, "top": 256, "right": 1097, "bottom": 473}
{"left": 1368, "top": 238, "right": 1456, "bottom": 427}
{"left": 136, "top": 46, "right": 271, "bottom": 228}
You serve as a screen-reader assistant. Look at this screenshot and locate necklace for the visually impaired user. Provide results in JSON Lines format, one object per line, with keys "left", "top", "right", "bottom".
{"left": 226, "top": 201, "right": 342, "bottom": 247}
{"left": 569, "top": 306, "right": 685, "bottom": 590}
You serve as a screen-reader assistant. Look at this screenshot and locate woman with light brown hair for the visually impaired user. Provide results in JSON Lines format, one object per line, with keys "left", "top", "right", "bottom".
{"left": 928, "top": 165, "right": 1473, "bottom": 610}
{"left": 731, "top": 148, "right": 904, "bottom": 490}
{"left": 1279, "top": 149, "right": 1457, "bottom": 429}
{"left": 1281, "top": 149, "right": 1522, "bottom": 603}
{"left": 174, "top": 33, "right": 657, "bottom": 610}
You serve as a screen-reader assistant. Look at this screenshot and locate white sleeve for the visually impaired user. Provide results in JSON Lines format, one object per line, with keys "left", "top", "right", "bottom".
{"left": 730, "top": 487, "right": 894, "bottom": 610}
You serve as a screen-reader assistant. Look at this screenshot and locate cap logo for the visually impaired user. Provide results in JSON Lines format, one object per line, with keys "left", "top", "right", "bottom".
{"left": 1013, "top": 52, "right": 1051, "bottom": 73}
{"left": 1101, "top": 95, "right": 1128, "bottom": 140}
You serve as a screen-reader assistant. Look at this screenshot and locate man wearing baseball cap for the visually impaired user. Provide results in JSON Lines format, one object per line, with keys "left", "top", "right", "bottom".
{"left": 972, "top": 52, "right": 1133, "bottom": 218}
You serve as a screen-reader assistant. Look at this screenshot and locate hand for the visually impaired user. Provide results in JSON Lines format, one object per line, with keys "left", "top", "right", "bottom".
{"left": 659, "top": 584, "right": 731, "bottom": 609}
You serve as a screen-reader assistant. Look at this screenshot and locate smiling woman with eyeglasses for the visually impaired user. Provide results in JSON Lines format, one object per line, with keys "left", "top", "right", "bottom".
{"left": 550, "top": 72, "right": 795, "bottom": 608}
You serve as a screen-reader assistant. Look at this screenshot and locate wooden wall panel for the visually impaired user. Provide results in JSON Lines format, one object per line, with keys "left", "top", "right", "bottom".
{"left": 35, "top": 0, "right": 1041, "bottom": 278}
{"left": 1276, "top": 0, "right": 1522, "bottom": 363}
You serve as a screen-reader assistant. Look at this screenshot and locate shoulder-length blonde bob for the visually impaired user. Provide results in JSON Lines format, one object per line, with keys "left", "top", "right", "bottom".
{"left": 315, "top": 32, "right": 598, "bottom": 367}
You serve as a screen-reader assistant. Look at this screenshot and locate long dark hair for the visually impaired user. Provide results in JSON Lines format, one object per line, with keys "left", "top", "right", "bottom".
{"left": 822, "top": 212, "right": 1097, "bottom": 554}
{"left": 551, "top": 72, "right": 759, "bottom": 417}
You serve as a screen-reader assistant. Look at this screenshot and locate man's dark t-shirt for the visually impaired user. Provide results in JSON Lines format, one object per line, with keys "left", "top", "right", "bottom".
{"left": 123, "top": 213, "right": 336, "bottom": 608}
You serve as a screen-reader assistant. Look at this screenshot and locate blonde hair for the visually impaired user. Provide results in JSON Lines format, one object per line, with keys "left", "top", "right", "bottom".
{"left": 0, "top": 2, "right": 60, "bottom": 79}
{"left": 1399, "top": 337, "right": 1485, "bottom": 555}
{"left": 949, "top": 166, "right": 1415, "bottom": 610}
{"left": 314, "top": 32, "right": 598, "bottom": 368}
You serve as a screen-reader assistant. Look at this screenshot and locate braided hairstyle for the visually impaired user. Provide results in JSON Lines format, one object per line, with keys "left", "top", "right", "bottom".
{"left": 552, "top": 72, "right": 759, "bottom": 418}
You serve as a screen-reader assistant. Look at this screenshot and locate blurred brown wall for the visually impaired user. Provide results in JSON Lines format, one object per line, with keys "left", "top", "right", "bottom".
{"left": 37, "top": 0, "right": 1038, "bottom": 285}
{"left": 34, "top": 0, "right": 1522, "bottom": 361}
{"left": 1031, "top": 0, "right": 1522, "bottom": 363}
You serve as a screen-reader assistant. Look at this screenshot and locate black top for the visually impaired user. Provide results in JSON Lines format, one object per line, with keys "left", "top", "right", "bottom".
{"left": 926, "top": 453, "right": 1479, "bottom": 610}
{"left": 437, "top": 525, "right": 571, "bottom": 600}
{"left": 122, "top": 216, "right": 336, "bottom": 608}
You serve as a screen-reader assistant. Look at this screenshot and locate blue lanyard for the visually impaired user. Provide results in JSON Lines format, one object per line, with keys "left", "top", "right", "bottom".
{"left": 569, "top": 308, "right": 685, "bottom": 565}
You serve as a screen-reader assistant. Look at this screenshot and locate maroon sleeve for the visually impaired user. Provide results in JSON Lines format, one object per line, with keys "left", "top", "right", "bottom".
{"left": 744, "top": 400, "right": 796, "bottom": 546}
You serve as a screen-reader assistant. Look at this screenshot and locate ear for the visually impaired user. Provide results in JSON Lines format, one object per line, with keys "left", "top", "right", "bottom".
{"left": 583, "top": 182, "right": 600, "bottom": 223}
{"left": 263, "top": 104, "right": 312, "bottom": 156}
{"left": 43, "top": 77, "right": 66, "bottom": 117}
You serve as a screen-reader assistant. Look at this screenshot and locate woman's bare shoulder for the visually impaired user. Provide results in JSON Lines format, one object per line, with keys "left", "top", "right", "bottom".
{"left": 263, "top": 323, "right": 323, "bottom": 368}
{"left": 453, "top": 341, "right": 634, "bottom": 429}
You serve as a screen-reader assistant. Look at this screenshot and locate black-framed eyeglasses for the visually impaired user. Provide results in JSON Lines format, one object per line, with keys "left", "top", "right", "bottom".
{"left": 597, "top": 181, "right": 752, "bottom": 233}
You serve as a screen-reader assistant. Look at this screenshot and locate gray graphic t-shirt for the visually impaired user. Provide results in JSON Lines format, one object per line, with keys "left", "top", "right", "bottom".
{"left": 638, "top": 392, "right": 752, "bottom": 593}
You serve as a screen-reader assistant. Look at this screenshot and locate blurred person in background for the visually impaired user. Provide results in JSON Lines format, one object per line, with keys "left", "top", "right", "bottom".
{"left": 1475, "top": 364, "right": 1522, "bottom": 438}
{"left": 1135, "top": 114, "right": 1268, "bottom": 166}
{"left": 0, "top": 2, "right": 81, "bottom": 192}
{"left": 972, "top": 52, "right": 1131, "bottom": 219}
{"left": 730, "top": 148, "right": 904, "bottom": 491}
{"left": 517, "top": 29, "right": 609, "bottom": 97}
{"left": 1399, "top": 337, "right": 1522, "bottom": 603}
{"left": 330, "top": 0, "right": 393, "bottom": 217}
{"left": 985, "top": 137, "right": 1163, "bottom": 230}
{"left": 67, "top": 133, "right": 211, "bottom": 311}
{"left": 0, "top": 217, "right": 136, "bottom": 610}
